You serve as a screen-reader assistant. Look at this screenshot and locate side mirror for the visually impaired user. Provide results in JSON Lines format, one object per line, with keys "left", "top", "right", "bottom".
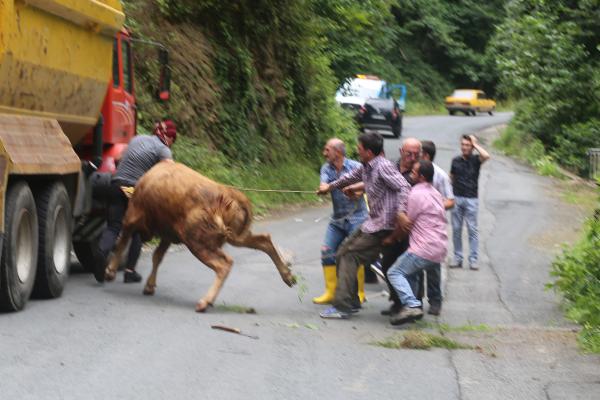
{"left": 157, "top": 48, "right": 171, "bottom": 101}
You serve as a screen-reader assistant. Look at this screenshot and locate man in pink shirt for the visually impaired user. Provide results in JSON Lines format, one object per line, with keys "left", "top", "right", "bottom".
{"left": 385, "top": 160, "right": 448, "bottom": 325}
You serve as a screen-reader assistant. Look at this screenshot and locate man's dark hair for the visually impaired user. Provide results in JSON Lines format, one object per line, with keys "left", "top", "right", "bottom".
{"left": 461, "top": 134, "right": 472, "bottom": 143}
{"left": 421, "top": 140, "right": 436, "bottom": 161}
{"left": 418, "top": 160, "right": 434, "bottom": 183}
{"left": 358, "top": 132, "right": 384, "bottom": 155}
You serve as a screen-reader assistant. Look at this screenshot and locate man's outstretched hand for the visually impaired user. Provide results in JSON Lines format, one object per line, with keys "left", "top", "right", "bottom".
{"left": 317, "top": 183, "right": 330, "bottom": 195}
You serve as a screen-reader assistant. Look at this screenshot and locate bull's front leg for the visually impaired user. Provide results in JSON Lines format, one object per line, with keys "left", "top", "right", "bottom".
{"left": 186, "top": 244, "right": 233, "bottom": 312}
{"left": 229, "top": 232, "right": 296, "bottom": 287}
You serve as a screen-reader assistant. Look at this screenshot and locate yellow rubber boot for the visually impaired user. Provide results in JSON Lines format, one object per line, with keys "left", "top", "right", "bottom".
{"left": 357, "top": 264, "right": 366, "bottom": 304}
{"left": 313, "top": 265, "right": 337, "bottom": 304}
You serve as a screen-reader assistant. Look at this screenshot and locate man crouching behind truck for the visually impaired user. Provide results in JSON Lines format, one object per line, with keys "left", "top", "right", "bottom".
{"left": 93, "top": 121, "right": 177, "bottom": 283}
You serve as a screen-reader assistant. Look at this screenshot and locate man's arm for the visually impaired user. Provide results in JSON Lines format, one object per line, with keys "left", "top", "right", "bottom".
{"left": 470, "top": 135, "right": 490, "bottom": 163}
{"left": 317, "top": 165, "right": 363, "bottom": 195}
{"left": 441, "top": 171, "right": 455, "bottom": 209}
{"left": 382, "top": 212, "right": 412, "bottom": 245}
{"left": 342, "top": 182, "right": 365, "bottom": 199}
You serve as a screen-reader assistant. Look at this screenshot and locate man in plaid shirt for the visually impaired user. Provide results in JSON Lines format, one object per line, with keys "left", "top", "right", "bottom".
{"left": 317, "top": 132, "right": 411, "bottom": 319}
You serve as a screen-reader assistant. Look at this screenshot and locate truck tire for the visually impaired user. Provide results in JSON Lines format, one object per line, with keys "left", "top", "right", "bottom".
{"left": 33, "top": 182, "right": 72, "bottom": 298}
{"left": 0, "top": 182, "right": 39, "bottom": 312}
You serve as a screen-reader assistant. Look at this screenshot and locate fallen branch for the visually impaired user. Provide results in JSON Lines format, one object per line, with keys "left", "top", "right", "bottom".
{"left": 211, "top": 325, "right": 259, "bottom": 340}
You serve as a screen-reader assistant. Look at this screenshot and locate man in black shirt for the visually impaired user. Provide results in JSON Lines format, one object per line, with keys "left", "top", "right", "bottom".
{"left": 449, "top": 135, "right": 490, "bottom": 270}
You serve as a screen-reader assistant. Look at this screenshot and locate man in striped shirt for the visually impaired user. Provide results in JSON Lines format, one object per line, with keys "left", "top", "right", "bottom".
{"left": 317, "top": 132, "right": 411, "bottom": 319}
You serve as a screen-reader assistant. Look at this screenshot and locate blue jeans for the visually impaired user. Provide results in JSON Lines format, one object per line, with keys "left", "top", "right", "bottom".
{"left": 321, "top": 219, "right": 363, "bottom": 265}
{"left": 452, "top": 196, "right": 479, "bottom": 265}
{"left": 387, "top": 252, "right": 440, "bottom": 308}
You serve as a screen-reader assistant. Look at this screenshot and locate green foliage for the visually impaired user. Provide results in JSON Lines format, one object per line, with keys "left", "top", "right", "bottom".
{"left": 550, "top": 186, "right": 600, "bottom": 353}
{"left": 490, "top": 0, "right": 600, "bottom": 175}
{"left": 493, "top": 124, "right": 564, "bottom": 178}
{"left": 373, "top": 330, "right": 473, "bottom": 350}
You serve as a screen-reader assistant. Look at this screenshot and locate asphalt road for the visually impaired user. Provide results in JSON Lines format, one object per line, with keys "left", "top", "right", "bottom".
{"left": 2, "top": 112, "right": 599, "bottom": 400}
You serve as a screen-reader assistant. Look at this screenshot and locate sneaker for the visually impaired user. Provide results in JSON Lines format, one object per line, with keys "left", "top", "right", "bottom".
{"left": 320, "top": 306, "right": 351, "bottom": 319}
{"left": 369, "top": 261, "right": 386, "bottom": 281}
{"left": 390, "top": 307, "right": 424, "bottom": 326}
{"left": 449, "top": 262, "right": 463, "bottom": 269}
{"left": 469, "top": 263, "right": 479, "bottom": 271}
{"left": 380, "top": 303, "right": 402, "bottom": 316}
{"left": 428, "top": 301, "right": 442, "bottom": 316}
{"left": 124, "top": 270, "right": 142, "bottom": 283}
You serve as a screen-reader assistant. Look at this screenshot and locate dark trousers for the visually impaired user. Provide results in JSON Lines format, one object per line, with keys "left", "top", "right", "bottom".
{"left": 333, "top": 229, "right": 389, "bottom": 312}
{"left": 381, "top": 240, "right": 442, "bottom": 306}
{"left": 97, "top": 183, "right": 142, "bottom": 270}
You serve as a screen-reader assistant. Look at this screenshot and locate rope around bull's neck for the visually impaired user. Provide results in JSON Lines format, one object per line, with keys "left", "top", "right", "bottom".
{"left": 224, "top": 185, "right": 316, "bottom": 194}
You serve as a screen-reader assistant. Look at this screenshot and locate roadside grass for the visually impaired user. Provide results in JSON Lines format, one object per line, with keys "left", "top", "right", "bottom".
{"left": 494, "top": 125, "right": 565, "bottom": 178}
{"left": 405, "top": 101, "right": 446, "bottom": 116}
{"left": 371, "top": 321, "right": 494, "bottom": 352}
{"left": 414, "top": 320, "right": 494, "bottom": 333}
{"left": 372, "top": 330, "right": 473, "bottom": 350}
{"left": 213, "top": 303, "right": 257, "bottom": 314}
{"left": 173, "top": 136, "right": 322, "bottom": 215}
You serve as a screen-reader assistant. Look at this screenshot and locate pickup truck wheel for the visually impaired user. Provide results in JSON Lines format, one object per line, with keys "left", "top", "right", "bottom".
{"left": 0, "top": 182, "right": 39, "bottom": 311}
{"left": 392, "top": 117, "right": 402, "bottom": 138}
{"left": 33, "top": 182, "right": 72, "bottom": 298}
{"left": 448, "top": 110, "right": 456, "bottom": 116}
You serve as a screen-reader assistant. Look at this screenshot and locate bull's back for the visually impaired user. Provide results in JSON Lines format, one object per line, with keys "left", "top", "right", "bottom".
{"left": 132, "top": 162, "right": 253, "bottom": 237}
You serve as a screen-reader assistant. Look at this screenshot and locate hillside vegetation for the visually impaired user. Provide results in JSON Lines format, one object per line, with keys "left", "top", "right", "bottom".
{"left": 124, "top": 0, "right": 599, "bottom": 181}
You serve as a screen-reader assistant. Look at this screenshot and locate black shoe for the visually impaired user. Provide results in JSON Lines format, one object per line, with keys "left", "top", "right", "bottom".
{"left": 364, "top": 267, "right": 379, "bottom": 284}
{"left": 92, "top": 247, "right": 106, "bottom": 283}
{"left": 428, "top": 301, "right": 442, "bottom": 316}
{"left": 124, "top": 270, "right": 142, "bottom": 283}
{"left": 380, "top": 303, "right": 402, "bottom": 316}
{"left": 449, "top": 262, "right": 463, "bottom": 269}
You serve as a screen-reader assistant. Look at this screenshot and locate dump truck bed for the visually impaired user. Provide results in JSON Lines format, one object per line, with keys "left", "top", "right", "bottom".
{"left": 0, "top": 0, "right": 125, "bottom": 145}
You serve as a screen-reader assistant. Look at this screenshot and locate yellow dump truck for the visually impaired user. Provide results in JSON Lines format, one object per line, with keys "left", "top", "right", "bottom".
{"left": 0, "top": 0, "right": 170, "bottom": 311}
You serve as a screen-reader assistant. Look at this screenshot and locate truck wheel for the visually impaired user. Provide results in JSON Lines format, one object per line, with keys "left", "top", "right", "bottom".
{"left": 0, "top": 182, "right": 39, "bottom": 312}
{"left": 392, "top": 117, "right": 402, "bottom": 138}
{"left": 33, "top": 182, "right": 72, "bottom": 298}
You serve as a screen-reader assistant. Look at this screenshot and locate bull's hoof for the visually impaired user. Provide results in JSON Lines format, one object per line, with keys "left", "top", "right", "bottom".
{"left": 143, "top": 285, "right": 156, "bottom": 296}
{"left": 195, "top": 300, "right": 213, "bottom": 313}
{"left": 105, "top": 269, "right": 116, "bottom": 282}
{"left": 283, "top": 273, "right": 296, "bottom": 287}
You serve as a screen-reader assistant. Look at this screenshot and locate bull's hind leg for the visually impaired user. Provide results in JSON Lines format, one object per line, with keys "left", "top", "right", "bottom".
{"left": 228, "top": 232, "right": 295, "bottom": 286}
{"left": 105, "top": 227, "right": 132, "bottom": 282}
{"left": 186, "top": 244, "right": 233, "bottom": 312}
{"left": 143, "top": 239, "right": 171, "bottom": 296}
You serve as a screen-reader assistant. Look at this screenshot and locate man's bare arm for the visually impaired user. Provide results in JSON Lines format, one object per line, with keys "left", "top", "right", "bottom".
{"left": 470, "top": 135, "right": 491, "bottom": 163}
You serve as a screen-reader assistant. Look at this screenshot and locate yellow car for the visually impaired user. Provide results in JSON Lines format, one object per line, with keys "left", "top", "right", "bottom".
{"left": 444, "top": 89, "right": 496, "bottom": 116}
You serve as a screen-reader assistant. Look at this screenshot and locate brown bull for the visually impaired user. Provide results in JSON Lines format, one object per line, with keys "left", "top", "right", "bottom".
{"left": 104, "top": 162, "right": 296, "bottom": 312}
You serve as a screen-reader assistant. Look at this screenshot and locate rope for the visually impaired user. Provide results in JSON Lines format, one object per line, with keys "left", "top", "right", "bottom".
{"left": 224, "top": 185, "right": 316, "bottom": 194}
